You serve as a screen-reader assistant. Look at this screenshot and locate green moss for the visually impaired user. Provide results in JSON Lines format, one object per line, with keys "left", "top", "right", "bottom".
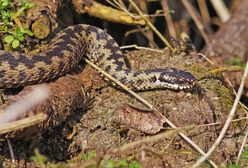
{"left": 224, "top": 57, "right": 245, "bottom": 68}
{"left": 31, "top": 16, "right": 50, "bottom": 39}
{"left": 201, "top": 78, "right": 234, "bottom": 113}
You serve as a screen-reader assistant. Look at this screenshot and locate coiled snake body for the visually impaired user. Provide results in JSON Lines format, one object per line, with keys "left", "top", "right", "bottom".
{"left": 0, "top": 24, "right": 195, "bottom": 90}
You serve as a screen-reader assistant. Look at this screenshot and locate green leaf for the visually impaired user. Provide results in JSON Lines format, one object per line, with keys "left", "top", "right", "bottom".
{"left": 3, "top": 34, "right": 14, "bottom": 43}
{"left": 17, "top": 34, "right": 24, "bottom": 41}
{"left": 228, "top": 165, "right": 240, "bottom": 168}
{"left": 118, "top": 159, "right": 128, "bottom": 167}
{"left": 15, "top": 27, "right": 22, "bottom": 34}
{"left": 11, "top": 39, "right": 19, "bottom": 48}
{"left": 80, "top": 151, "right": 96, "bottom": 161}
{"left": 224, "top": 57, "right": 245, "bottom": 68}
{"left": 241, "top": 151, "right": 248, "bottom": 160}
{"left": 20, "top": 0, "right": 35, "bottom": 9}
{"left": 30, "top": 149, "right": 48, "bottom": 165}
{"left": 25, "top": 29, "right": 33, "bottom": 36}
{"left": 103, "top": 159, "right": 116, "bottom": 168}
{"left": 2, "top": 0, "right": 10, "bottom": 7}
{"left": 129, "top": 161, "right": 142, "bottom": 168}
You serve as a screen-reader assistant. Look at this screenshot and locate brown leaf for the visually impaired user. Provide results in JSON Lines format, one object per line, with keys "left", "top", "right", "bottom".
{"left": 118, "top": 105, "right": 166, "bottom": 134}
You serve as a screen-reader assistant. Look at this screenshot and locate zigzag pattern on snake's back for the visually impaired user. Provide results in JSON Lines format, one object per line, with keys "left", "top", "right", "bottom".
{"left": 0, "top": 24, "right": 195, "bottom": 90}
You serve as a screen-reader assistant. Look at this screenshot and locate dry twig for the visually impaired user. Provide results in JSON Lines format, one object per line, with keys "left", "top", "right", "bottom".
{"left": 192, "top": 59, "right": 248, "bottom": 167}
{"left": 129, "top": 0, "right": 174, "bottom": 51}
{"left": 210, "top": 0, "right": 230, "bottom": 22}
{"left": 160, "top": 0, "right": 176, "bottom": 38}
{"left": 72, "top": 0, "right": 145, "bottom": 26}
{"left": 181, "top": 0, "right": 210, "bottom": 44}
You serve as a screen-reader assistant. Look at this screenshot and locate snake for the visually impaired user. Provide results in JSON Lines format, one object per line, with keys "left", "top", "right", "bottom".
{"left": 0, "top": 24, "right": 196, "bottom": 90}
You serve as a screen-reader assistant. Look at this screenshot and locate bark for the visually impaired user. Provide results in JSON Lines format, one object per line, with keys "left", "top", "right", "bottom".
{"left": 25, "top": 0, "right": 62, "bottom": 39}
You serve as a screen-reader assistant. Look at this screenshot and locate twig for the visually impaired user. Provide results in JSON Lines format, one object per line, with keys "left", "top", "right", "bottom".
{"left": 192, "top": 59, "right": 248, "bottom": 168}
{"left": 74, "top": 0, "right": 145, "bottom": 26}
{"left": 196, "top": 116, "right": 248, "bottom": 128}
{"left": 137, "top": 26, "right": 159, "bottom": 48}
{"left": 124, "top": 26, "right": 149, "bottom": 37}
{"left": 210, "top": 0, "right": 230, "bottom": 22}
{"left": 120, "top": 44, "right": 164, "bottom": 52}
{"left": 196, "top": 0, "right": 213, "bottom": 36}
{"left": 128, "top": 0, "right": 174, "bottom": 51}
{"left": 137, "top": 0, "right": 156, "bottom": 48}
{"left": 197, "top": 53, "right": 214, "bottom": 65}
{"left": 160, "top": 0, "right": 177, "bottom": 38}
{"left": 197, "top": 0, "right": 211, "bottom": 25}
{"left": 236, "top": 127, "right": 248, "bottom": 164}
{"left": 0, "top": 113, "right": 47, "bottom": 135}
{"left": 111, "top": 128, "right": 186, "bottom": 153}
{"left": 7, "top": 139, "right": 15, "bottom": 163}
{"left": 181, "top": 0, "right": 210, "bottom": 44}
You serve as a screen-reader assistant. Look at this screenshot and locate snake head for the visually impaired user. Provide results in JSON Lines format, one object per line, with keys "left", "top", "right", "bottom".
{"left": 158, "top": 68, "right": 196, "bottom": 90}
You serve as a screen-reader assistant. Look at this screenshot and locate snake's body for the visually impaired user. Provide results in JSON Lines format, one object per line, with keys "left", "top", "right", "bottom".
{"left": 0, "top": 24, "right": 195, "bottom": 90}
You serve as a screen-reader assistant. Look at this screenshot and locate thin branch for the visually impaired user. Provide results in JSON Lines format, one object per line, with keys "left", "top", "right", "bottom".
{"left": 210, "top": 0, "right": 230, "bottom": 22}
{"left": 236, "top": 127, "right": 248, "bottom": 164}
{"left": 181, "top": 0, "right": 210, "bottom": 44}
{"left": 111, "top": 128, "right": 186, "bottom": 153}
{"left": 120, "top": 44, "right": 164, "bottom": 52}
{"left": 0, "top": 113, "right": 47, "bottom": 135}
{"left": 161, "top": 0, "right": 177, "bottom": 38}
{"left": 7, "top": 139, "right": 15, "bottom": 163}
{"left": 128, "top": 0, "right": 174, "bottom": 51}
{"left": 197, "top": 0, "right": 211, "bottom": 25}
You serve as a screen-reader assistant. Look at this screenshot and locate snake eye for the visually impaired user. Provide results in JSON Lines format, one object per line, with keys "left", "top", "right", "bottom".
{"left": 157, "top": 68, "right": 196, "bottom": 90}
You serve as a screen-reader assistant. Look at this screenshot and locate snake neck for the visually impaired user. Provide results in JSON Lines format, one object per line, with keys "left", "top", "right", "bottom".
{"left": 107, "top": 68, "right": 195, "bottom": 91}
{"left": 107, "top": 69, "right": 160, "bottom": 90}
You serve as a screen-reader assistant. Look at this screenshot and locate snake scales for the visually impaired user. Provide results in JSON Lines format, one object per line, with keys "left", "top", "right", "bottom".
{"left": 0, "top": 24, "right": 195, "bottom": 90}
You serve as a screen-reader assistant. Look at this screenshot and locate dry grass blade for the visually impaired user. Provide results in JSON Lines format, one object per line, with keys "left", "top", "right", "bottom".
{"left": 160, "top": 0, "right": 176, "bottom": 38}
{"left": 128, "top": 0, "right": 174, "bottom": 51}
{"left": 181, "top": 0, "right": 210, "bottom": 44}
{"left": 111, "top": 128, "right": 186, "bottom": 153}
{"left": 192, "top": 59, "right": 248, "bottom": 168}
{"left": 210, "top": 0, "right": 230, "bottom": 22}
{"left": 236, "top": 128, "right": 248, "bottom": 164}
{"left": 120, "top": 44, "right": 164, "bottom": 52}
{"left": 0, "top": 113, "right": 47, "bottom": 135}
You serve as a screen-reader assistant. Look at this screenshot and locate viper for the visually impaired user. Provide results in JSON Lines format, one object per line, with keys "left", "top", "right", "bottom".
{"left": 0, "top": 24, "right": 195, "bottom": 90}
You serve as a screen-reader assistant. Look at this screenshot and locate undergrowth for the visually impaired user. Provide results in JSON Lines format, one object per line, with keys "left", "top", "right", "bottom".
{"left": 0, "top": 0, "right": 34, "bottom": 49}
{"left": 228, "top": 146, "right": 248, "bottom": 168}
{"left": 30, "top": 149, "right": 142, "bottom": 168}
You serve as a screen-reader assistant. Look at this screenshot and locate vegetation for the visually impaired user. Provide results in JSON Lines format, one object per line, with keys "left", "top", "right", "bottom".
{"left": 0, "top": 0, "right": 34, "bottom": 48}
{"left": 30, "top": 149, "right": 142, "bottom": 168}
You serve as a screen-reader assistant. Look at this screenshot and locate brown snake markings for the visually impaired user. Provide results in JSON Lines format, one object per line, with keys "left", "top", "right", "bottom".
{"left": 0, "top": 24, "right": 196, "bottom": 90}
